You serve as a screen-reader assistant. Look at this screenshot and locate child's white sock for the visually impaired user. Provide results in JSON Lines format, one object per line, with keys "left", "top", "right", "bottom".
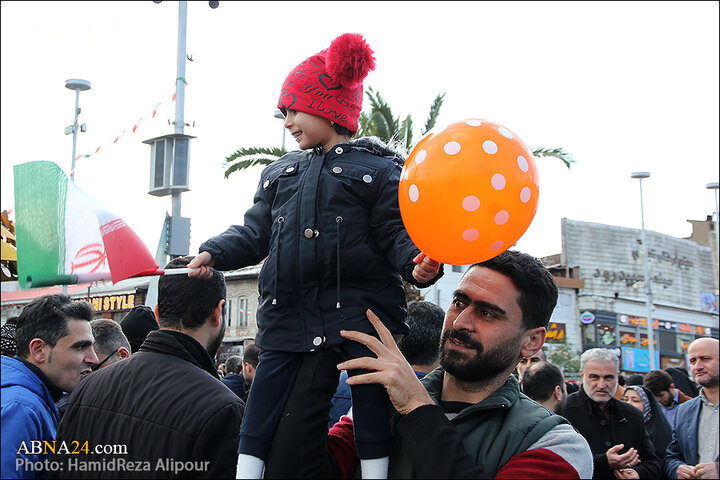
{"left": 360, "top": 456, "right": 389, "bottom": 479}
{"left": 236, "top": 453, "right": 264, "bottom": 479}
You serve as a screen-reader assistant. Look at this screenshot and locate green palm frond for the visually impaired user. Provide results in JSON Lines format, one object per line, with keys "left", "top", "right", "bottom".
{"left": 223, "top": 147, "right": 287, "bottom": 178}
{"left": 531, "top": 147, "right": 575, "bottom": 169}
{"left": 399, "top": 115, "right": 413, "bottom": 151}
{"left": 422, "top": 92, "right": 445, "bottom": 135}
{"left": 366, "top": 87, "right": 398, "bottom": 142}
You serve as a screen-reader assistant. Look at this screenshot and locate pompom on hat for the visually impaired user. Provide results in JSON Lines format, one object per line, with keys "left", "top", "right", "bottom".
{"left": 278, "top": 33, "right": 375, "bottom": 133}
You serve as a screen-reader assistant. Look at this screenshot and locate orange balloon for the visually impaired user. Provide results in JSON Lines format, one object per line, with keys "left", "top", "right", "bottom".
{"left": 399, "top": 119, "right": 539, "bottom": 265}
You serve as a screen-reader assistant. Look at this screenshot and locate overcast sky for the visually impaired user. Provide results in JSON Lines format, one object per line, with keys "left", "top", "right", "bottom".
{"left": 2, "top": 1, "right": 718, "bottom": 265}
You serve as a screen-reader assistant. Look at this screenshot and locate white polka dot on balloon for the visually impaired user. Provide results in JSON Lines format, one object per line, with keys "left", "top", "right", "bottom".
{"left": 491, "top": 173, "right": 506, "bottom": 190}
{"left": 409, "top": 184, "right": 419, "bottom": 202}
{"left": 495, "top": 210, "right": 509, "bottom": 225}
{"left": 444, "top": 141, "right": 461, "bottom": 155}
{"left": 466, "top": 120, "right": 482, "bottom": 126}
{"left": 415, "top": 150, "right": 427, "bottom": 164}
{"left": 498, "top": 127, "right": 514, "bottom": 139}
{"left": 463, "top": 229, "right": 479, "bottom": 241}
{"left": 517, "top": 156, "right": 528, "bottom": 172}
{"left": 520, "top": 187, "right": 531, "bottom": 203}
{"left": 490, "top": 240, "right": 504, "bottom": 251}
{"left": 462, "top": 195, "right": 480, "bottom": 211}
{"left": 483, "top": 140, "right": 498, "bottom": 154}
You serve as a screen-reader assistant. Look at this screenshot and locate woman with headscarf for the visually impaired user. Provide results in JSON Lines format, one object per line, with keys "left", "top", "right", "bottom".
{"left": 622, "top": 385, "right": 673, "bottom": 464}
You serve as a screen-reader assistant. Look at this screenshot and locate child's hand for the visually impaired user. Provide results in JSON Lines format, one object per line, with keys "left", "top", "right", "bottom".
{"left": 411, "top": 253, "right": 440, "bottom": 283}
{"left": 187, "top": 251, "right": 216, "bottom": 279}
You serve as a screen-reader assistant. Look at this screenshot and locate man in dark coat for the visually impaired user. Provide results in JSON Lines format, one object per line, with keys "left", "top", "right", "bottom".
{"left": 564, "top": 347, "right": 662, "bottom": 479}
{"left": 51, "top": 257, "right": 245, "bottom": 479}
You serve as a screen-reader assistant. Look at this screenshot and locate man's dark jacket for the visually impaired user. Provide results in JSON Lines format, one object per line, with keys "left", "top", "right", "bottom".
{"left": 200, "top": 137, "right": 442, "bottom": 353}
{"left": 51, "top": 330, "right": 245, "bottom": 479}
{"left": 221, "top": 373, "right": 249, "bottom": 402}
{"left": 563, "top": 386, "right": 662, "bottom": 479}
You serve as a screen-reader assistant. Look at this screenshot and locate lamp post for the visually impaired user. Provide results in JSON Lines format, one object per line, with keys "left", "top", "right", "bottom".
{"left": 631, "top": 171, "right": 656, "bottom": 370}
{"left": 707, "top": 181, "right": 719, "bottom": 290}
{"left": 64, "top": 79, "right": 91, "bottom": 183}
{"left": 274, "top": 109, "right": 286, "bottom": 150}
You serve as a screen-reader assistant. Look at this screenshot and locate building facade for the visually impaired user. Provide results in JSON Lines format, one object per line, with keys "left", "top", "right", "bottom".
{"left": 552, "top": 218, "right": 718, "bottom": 373}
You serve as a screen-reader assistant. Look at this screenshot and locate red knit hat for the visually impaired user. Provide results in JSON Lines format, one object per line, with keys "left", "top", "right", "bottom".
{"left": 278, "top": 33, "right": 375, "bottom": 133}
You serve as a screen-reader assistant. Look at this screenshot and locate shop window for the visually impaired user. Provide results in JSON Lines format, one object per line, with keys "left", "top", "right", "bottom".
{"left": 582, "top": 324, "right": 596, "bottom": 346}
{"left": 658, "top": 329, "right": 675, "bottom": 353}
{"left": 597, "top": 323, "right": 617, "bottom": 346}
{"left": 619, "top": 326, "right": 638, "bottom": 347}
{"left": 638, "top": 332, "right": 658, "bottom": 349}
{"left": 677, "top": 333, "right": 694, "bottom": 352}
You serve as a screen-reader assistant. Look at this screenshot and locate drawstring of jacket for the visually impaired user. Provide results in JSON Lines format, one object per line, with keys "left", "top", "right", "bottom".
{"left": 335, "top": 216, "right": 343, "bottom": 310}
{"left": 272, "top": 216, "right": 284, "bottom": 305}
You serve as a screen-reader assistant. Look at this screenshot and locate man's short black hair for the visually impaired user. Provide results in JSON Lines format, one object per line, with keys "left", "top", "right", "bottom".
{"left": 472, "top": 250, "right": 558, "bottom": 330}
{"left": 397, "top": 301, "right": 444, "bottom": 366}
{"left": 521, "top": 361, "right": 565, "bottom": 402}
{"left": 158, "top": 256, "right": 226, "bottom": 329}
{"left": 15, "top": 294, "right": 94, "bottom": 358}
{"left": 243, "top": 344, "right": 261, "bottom": 368}
{"left": 644, "top": 369, "right": 673, "bottom": 396}
{"left": 225, "top": 355, "right": 243, "bottom": 374}
{"left": 90, "top": 319, "right": 131, "bottom": 357}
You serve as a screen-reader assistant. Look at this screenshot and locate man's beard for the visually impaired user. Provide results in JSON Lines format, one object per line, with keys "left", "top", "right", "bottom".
{"left": 439, "top": 328, "right": 523, "bottom": 383}
{"left": 207, "top": 319, "right": 226, "bottom": 360}
{"left": 697, "top": 374, "right": 719, "bottom": 389}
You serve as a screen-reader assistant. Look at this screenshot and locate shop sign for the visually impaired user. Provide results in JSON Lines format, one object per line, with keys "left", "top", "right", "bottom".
{"left": 630, "top": 249, "right": 694, "bottom": 270}
{"left": 546, "top": 322, "right": 566, "bottom": 343}
{"left": 580, "top": 311, "right": 595, "bottom": 324}
{"left": 90, "top": 294, "right": 135, "bottom": 312}
{"left": 618, "top": 314, "right": 673, "bottom": 330}
{"left": 695, "top": 326, "right": 712, "bottom": 336}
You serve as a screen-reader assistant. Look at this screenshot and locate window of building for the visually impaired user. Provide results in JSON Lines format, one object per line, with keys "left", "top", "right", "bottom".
{"left": 677, "top": 333, "right": 694, "bottom": 353}
{"left": 658, "top": 329, "right": 675, "bottom": 353}
{"left": 582, "top": 324, "right": 596, "bottom": 346}
{"left": 227, "top": 299, "right": 232, "bottom": 327}
{"left": 638, "top": 332, "right": 657, "bottom": 350}
{"left": 597, "top": 323, "right": 617, "bottom": 346}
{"left": 619, "top": 326, "right": 638, "bottom": 348}
{"left": 238, "top": 298, "right": 249, "bottom": 327}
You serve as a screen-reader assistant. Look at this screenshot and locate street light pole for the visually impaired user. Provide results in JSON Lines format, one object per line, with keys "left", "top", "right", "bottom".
{"left": 65, "top": 79, "right": 91, "bottom": 183}
{"left": 631, "top": 171, "right": 656, "bottom": 370}
{"left": 707, "top": 181, "right": 719, "bottom": 291}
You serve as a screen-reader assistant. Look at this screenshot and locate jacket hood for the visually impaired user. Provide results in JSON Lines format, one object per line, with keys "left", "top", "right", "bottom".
{"left": 1, "top": 355, "right": 53, "bottom": 403}
{"left": 347, "top": 136, "right": 406, "bottom": 166}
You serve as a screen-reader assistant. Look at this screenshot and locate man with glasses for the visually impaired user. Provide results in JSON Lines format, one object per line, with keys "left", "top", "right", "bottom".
{"left": 89, "top": 319, "right": 131, "bottom": 370}
{"left": 1, "top": 294, "right": 97, "bottom": 479}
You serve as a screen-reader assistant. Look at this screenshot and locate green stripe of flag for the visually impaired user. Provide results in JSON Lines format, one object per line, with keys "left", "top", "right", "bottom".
{"left": 14, "top": 161, "right": 68, "bottom": 288}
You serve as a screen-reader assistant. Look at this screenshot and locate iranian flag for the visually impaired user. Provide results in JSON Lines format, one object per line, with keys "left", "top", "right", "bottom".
{"left": 14, "top": 161, "right": 160, "bottom": 288}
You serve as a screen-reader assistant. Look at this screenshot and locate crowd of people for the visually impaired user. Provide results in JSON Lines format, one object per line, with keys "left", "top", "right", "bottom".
{"left": 2, "top": 249, "right": 717, "bottom": 479}
{"left": 2, "top": 30, "right": 719, "bottom": 479}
